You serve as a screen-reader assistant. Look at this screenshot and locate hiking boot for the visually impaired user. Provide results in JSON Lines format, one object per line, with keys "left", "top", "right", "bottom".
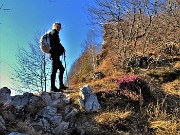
{"left": 59, "top": 85, "right": 69, "bottom": 90}
{"left": 50, "top": 87, "right": 60, "bottom": 92}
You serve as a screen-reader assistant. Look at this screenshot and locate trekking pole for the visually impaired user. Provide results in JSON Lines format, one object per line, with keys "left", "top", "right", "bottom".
{"left": 63, "top": 52, "right": 69, "bottom": 86}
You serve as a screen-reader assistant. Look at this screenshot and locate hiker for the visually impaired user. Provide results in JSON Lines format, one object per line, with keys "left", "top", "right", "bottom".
{"left": 49, "top": 22, "right": 68, "bottom": 92}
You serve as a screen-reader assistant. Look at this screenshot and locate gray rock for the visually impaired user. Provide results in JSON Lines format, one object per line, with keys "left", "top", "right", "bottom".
{"left": 0, "top": 115, "right": 6, "bottom": 131}
{"left": 1, "top": 110, "right": 15, "bottom": 121}
{"left": 37, "top": 106, "right": 63, "bottom": 126}
{"left": 65, "top": 107, "right": 78, "bottom": 120}
{"left": 41, "top": 92, "right": 52, "bottom": 105}
{"left": 38, "top": 106, "right": 57, "bottom": 118}
{"left": 0, "top": 87, "right": 11, "bottom": 106}
{"left": 31, "top": 117, "right": 50, "bottom": 131}
{"left": 11, "top": 92, "right": 33, "bottom": 110}
{"left": 8, "top": 132, "right": 29, "bottom": 135}
{"left": 85, "top": 94, "right": 100, "bottom": 112}
{"left": 52, "top": 121, "right": 69, "bottom": 134}
{"left": 79, "top": 85, "right": 100, "bottom": 112}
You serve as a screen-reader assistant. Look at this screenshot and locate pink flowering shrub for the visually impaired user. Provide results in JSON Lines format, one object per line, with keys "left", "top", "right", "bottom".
{"left": 117, "top": 75, "right": 143, "bottom": 93}
{"left": 96, "top": 75, "right": 152, "bottom": 110}
{"left": 117, "top": 75, "right": 151, "bottom": 100}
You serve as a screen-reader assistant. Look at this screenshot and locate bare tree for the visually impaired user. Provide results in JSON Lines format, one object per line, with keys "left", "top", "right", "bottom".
{"left": 87, "top": 0, "right": 171, "bottom": 69}
{"left": 158, "top": 0, "right": 180, "bottom": 42}
{"left": 68, "top": 28, "right": 100, "bottom": 84}
{"left": 11, "top": 34, "right": 51, "bottom": 94}
{"left": 84, "top": 28, "right": 100, "bottom": 70}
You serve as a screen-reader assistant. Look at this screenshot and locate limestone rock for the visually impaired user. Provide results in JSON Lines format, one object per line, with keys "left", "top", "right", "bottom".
{"left": 79, "top": 85, "right": 100, "bottom": 112}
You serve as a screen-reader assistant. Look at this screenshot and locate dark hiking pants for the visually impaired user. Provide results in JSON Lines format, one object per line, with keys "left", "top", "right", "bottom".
{"left": 50, "top": 56, "right": 65, "bottom": 88}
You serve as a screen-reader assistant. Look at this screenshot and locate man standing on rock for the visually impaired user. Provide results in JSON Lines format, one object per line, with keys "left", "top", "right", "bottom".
{"left": 49, "top": 22, "right": 68, "bottom": 92}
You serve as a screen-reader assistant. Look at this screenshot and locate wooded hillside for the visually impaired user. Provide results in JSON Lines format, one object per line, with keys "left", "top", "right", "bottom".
{"left": 68, "top": 0, "right": 180, "bottom": 86}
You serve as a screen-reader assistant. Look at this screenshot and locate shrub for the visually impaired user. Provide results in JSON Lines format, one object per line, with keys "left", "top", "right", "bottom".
{"left": 117, "top": 75, "right": 152, "bottom": 101}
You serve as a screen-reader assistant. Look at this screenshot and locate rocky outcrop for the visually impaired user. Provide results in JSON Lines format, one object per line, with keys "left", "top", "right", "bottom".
{"left": 0, "top": 85, "right": 100, "bottom": 135}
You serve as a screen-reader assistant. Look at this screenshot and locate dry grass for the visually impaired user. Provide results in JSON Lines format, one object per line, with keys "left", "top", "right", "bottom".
{"left": 90, "top": 80, "right": 117, "bottom": 92}
{"left": 150, "top": 120, "right": 180, "bottom": 135}
{"left": 86, "top": 70, "right": 128, "bottom": 93}
{"left": 95, "top": 110, "right": 132, "bottom": 125}
{"left": 96, "top": 57, "right": 114, "bottom": 73}
{"left": 147, "top": 100, "right": 180, "bottom": 135}
{"left": 174, "top": 61, "right": 180, "bottom": 68}
{"left": 162, "top": 79, "right": 180, "bottom": 96}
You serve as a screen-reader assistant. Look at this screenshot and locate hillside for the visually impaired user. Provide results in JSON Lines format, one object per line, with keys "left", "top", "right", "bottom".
{"left": 67, "top": 20, "right": 180, "bottom": 134}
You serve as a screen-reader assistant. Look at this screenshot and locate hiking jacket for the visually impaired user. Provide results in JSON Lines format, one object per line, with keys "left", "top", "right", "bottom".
{"left": 49, "top": 29, "right": 64, "bottom": 57}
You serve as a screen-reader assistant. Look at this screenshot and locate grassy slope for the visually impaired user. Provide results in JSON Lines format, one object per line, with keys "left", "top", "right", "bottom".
{"left": 69, "top": 59, "right": 180, "bottom": 134}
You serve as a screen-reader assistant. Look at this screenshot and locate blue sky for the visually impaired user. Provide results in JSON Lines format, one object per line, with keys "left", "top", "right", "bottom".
{"left": 0, "top": 0, "right": 101, "bottom": 90}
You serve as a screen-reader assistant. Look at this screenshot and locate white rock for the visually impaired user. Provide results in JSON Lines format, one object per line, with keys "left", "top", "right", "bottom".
{"left": 79, "top": 85, "right": 100, "bottom": 112}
